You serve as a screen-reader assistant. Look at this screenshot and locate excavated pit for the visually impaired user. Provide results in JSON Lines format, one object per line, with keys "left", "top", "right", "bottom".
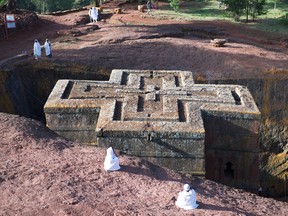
{"left": 0, "top": 61, "right": 287, "bottom": 197}
{"left": 0, "top": 60, "right": 111, "bottom": 122}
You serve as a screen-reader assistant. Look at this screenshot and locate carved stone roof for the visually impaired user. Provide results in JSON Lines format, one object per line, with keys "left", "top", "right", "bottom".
{"left": 45, "top": 69, "right": 260, "bottom": 139}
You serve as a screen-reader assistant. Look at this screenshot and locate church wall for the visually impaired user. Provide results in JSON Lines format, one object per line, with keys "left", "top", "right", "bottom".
{"left": 203, "top": 113, "right": 260, "bottom": 189}
{"left": 43, "top": 69, "right": 261, "bottom": 190}
{"left": 98, "top": 136, "right": 205, "bottom": 174}
{"left": 45, "top": 107, "right": 100, "bottom": 144}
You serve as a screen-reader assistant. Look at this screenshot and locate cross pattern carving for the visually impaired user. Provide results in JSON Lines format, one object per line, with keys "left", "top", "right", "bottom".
{"left": 45, "top": 69, "right": 260, "bottom": 139}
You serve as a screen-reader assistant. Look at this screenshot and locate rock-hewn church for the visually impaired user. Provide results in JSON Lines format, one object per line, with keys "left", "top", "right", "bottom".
{"left": 44, "top": 69, "right": 261, "bottom": 189}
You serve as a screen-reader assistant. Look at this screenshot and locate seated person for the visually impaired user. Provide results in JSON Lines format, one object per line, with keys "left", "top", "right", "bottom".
{"left": 104, "top": 147, "right": 120, "bottom": 171}
{"left": 176, "top": 184, "right": 199, "bottom": 210}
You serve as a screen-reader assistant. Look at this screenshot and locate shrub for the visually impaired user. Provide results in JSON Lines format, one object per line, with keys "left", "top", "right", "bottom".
{"left": 248, "top": 0, "right": 267, "bottom": 21}
{"left": 168, "top": 0, "right": 180, "bottom": 12}
{"left": 0, "top": 0, "right": 5, "bottom": 7}
{"left": 280, "top": 13, "right": 288, "bottom": 25}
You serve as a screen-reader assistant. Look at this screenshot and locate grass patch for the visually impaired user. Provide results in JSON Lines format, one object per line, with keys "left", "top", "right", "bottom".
{"left": 154, "top": 0, "right": 288, "bottom": 33}
{"left": 247, "top": 18, "right": 288, "bottom": 34}
{"left": 248, "top": 0, "right": 288, "bottom": 33}
{"left": 155, "top": 0, "right": 231, "bottom": 21}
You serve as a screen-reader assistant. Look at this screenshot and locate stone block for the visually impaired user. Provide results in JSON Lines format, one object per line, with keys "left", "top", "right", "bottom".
{"left": 44, "top": 69, "right": 261, "bottom": 189}
{"left": 114, "top": 8, "right": 121, "bottom": 14}
{"left": 138, "top": 5, "right": 145, "bottom": 12}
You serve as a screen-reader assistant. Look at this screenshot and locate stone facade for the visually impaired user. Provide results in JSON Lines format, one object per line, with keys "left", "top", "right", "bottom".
{"left": 44, "top": 69, "right": 261, "bottom": 188}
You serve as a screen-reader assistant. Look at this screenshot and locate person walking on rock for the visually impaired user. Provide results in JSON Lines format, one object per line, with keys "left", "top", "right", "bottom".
{"left": 89, "top": 8, "right": 93, "bottom": 22}
{"left": 91, "top": 7, "right": 98, "bottom": 23}
{"left": 146, "top": 0, "right": 153, "bottom": 15}
{"left": 33, "top": 39, "right": 41, "bottom": 60}
{"left": 44, "top": 39, "right": 52, "bottom": 58}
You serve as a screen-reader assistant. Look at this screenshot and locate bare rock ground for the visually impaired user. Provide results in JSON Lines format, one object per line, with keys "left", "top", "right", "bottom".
{"left": 0, "top": 3, "right": 288, "bottom": 215}
{"left": 1, "top": 5, "right": 287, "bottom": 80}
{"left": 0, "top": 113, "right": 287, "bottom": 215}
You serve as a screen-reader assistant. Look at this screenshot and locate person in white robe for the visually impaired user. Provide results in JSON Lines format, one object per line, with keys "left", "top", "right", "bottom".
{"left": 91, "top": 7, "right": 98, "bottom": 23}
{"left": 175, "top": 184, "right": 199, "bottom": 210}
{"left": 104, "top": 147, "right": 120, "bottom": 171}
{"left": 88, "top": 8, "right": 93, "bottom": 22}
{"left": 44, "top": 39, "right": 52, "bottom": 58}
{"left": 33, "top": 39, "right": 41, "bottom": 60}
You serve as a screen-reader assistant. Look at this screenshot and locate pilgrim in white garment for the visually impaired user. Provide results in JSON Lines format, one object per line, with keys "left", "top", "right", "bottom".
{"left": 91, "top": 7, "right": 98, "bottom": 23}
{"left": 88, "top": 8, "right": 93, "bottom": 22}
{"left": 104, "top": 147, "right": 120, "bottom": 171}
{"left": 33, "top": 39, "right": 41, "bottom": 60}
{"left": 175, "top": 184, "right": 199, "bottom": 210}
{"left": 44, "top": 39, "right": 52, "bottom": 58}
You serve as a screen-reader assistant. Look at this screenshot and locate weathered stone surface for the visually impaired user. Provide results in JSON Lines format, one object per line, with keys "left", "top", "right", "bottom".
{"left": 114, "top": 8, "right": 121, "bottom": 14}
{"left": 211, "top": 38, "right": 227, "bottom": 47}
{"left": 44, "top": 69, "right": 261, "bottom": 188}
{"left": 138, "top": 5, "right": 145, "bottom": 13}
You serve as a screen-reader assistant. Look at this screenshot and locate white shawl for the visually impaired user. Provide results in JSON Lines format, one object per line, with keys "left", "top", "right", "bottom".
{"left": 176, "top": 184, "right": 199, "bottom": 210}
{"left": 104, "top": 147, "right": 120, "bottom": 171}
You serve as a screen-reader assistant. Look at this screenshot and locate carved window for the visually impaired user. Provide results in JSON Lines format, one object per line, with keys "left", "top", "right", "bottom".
{"left": 224, "top": 161, "right": 234, "bottom": 179}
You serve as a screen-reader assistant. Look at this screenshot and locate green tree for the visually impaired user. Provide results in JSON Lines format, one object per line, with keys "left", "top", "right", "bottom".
{"left": 1, "top": 0, "right": 17, "bottom": 10}
{"left": 169, "top": 0, "right": 180, "bottom": 12}
{"left": 2, "top": 0, "right": 91, "bottom": 12}
{"left": 45, "top": 0, "right": 74, "bottom": 12}
{"left": 17, "top": 0, "right": 37, "bottom": 11}
{"left": 73, "top": 0, "right": 90, "bottom": 9}
{"left": 0, "top": 0, "right": 5, "bottom": 7}
{"left": 91, "top": 0, "right": 101, "bottom": 7}
{"left": 222, "top": 0, "right": 266, "bottom": 22}
{"left": 28, "top": 0, "right": 75, "bottom": 13}
{"left": 248, "top": 0, "right": 266, "bottom": 21}
{"left": 222, "top": 0, "right": 246, "bottom": 21}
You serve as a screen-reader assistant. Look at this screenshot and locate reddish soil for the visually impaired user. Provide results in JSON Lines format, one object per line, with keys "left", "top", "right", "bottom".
{"left": 1, "top": 112, "right": 288, "bottom": 215}
{"left": 0, "top": 3, "right": 288, "bottom": 215}
{"left": 0, "top": 2, "right": 287, "bottom": 80}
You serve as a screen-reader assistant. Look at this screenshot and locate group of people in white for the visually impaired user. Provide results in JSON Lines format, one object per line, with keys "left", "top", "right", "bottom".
{"left": 104, "top": 146, "right": 199, "bottom": 210}
{"left": 33, "top": 39, "right": 52, "bottom": 60}
{"left": 89, "top": 7, "right": 100, "bottom": 23}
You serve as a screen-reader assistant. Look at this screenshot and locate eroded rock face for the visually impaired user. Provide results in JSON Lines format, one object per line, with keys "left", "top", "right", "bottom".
{"left": 1, "top": 62, "right": 286, "bottom": 195}
{"left": 44, "top": 69, "right": 261, "bottom": 189}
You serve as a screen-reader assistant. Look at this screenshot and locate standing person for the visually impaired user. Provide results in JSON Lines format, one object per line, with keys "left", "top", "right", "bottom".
{"left": 258, "top": 186, "right": 262, "bottom": 196}
{"left": 33, "top": 39, "right": 41, "bottom": 60}
{"left": 91, "top": 7, "right": 98, "bottom": 23}
{"left": 88, "top": 8, "right": 93, "bottom": 22}
{"left": 44, "top": 39, "right": 52, "bottom": 58}
{"left": 97, "top": 8, "right": 102, "bottom": 21}
{"left": 266, "top": 187, "right": 270, "bottom": 198}
{"left": 175, "top": 184, "right": 199, "bottom": 210}
{"left": 146, "top": 0, "right": 153, "bottom": 15}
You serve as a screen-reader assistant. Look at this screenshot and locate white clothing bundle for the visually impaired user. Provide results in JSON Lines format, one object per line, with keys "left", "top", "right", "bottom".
{"left": 104, "top": 147, "right": 120, "bottom": 171}
{"left": 176, "top": 184, "right": 199, "bottom": 210}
